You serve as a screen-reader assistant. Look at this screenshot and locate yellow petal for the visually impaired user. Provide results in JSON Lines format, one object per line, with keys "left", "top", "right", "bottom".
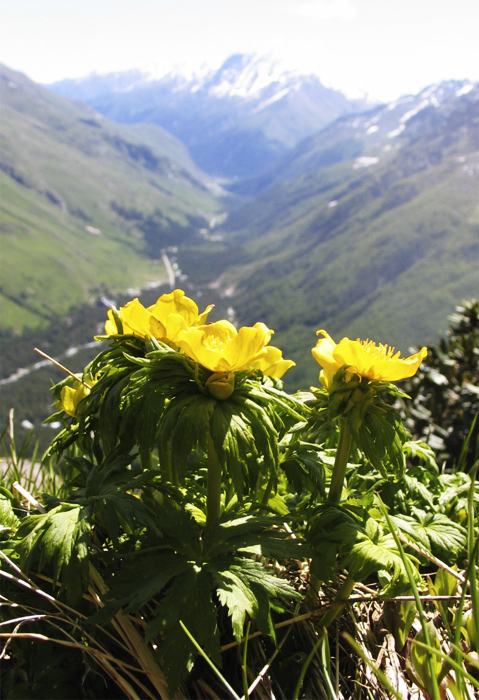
{"left": 197, "top": 304, "right": 215, "bottom": 325}
{"left": 334, "top": 338, "right": 427, "bottom": 381}
{"left": 226, "top": 323, "right": 273, "bottom": 371}
{"left": 251, "top": 345, "right": 295, "bottom": 379}
{"left": 312, "top": 330, "right": 427, "bottom": 387}
{"left": 57, "top": 383, "right": 90, "bottom": 417}
{"left": 148, "top": 289, "right": 215, "bottom": 342}
{"left": 177, "top": 320, "right": 273, "bottom": 374}
{"left": 311, "top": 330, "right": 342, "bottom": 389}
{"left": 120, "top": 298, "right": 156, "bottom": 338}
{"left": 104, "top": 309, "right": 118, "bottom": 335}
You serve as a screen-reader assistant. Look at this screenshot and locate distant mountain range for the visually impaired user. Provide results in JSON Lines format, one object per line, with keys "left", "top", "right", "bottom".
{"left": 48, "top": 54, "right": 374, "bottom": 179}
{"left": 229, "top": 81, "right": 478, "bottom": 195}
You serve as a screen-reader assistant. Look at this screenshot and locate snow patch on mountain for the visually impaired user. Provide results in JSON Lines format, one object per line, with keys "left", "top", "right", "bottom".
{"left": 194, "top": 54, "right": 308, "bottom": 101}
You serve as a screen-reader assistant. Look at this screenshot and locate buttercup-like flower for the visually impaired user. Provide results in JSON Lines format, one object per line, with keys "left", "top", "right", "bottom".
{"left": 251, "top": 345, "right": 296, "bottom": 379}
{"left": 176, "top": 320, "right": 273, "bottom": 374}
{"left": 312, "top": 330, "right": 427, "bottom": 390}
{"left": 105, "top": 289, "right": 214, "bottom": 343}
{"left": 56, "top": 381, "right": 91, "bottom": 417}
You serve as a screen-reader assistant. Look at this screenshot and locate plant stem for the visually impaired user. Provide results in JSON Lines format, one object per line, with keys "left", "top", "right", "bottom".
{"left": 318, "top": 420, "right": 354, "bottom": 623}
{"left": 261, "top": 472, "right": 276, "bottom": 506}
{"left": 317, "top": 573, "right": 356, "bottom": 628}
{"left": 327, "top": 417, "right": 352, "bottom": 504}
{"left": 306, "top": 417, "right": 353, "bottom": 612}
{"left": 206, "top": 433, "right": 222, "bottom": 528}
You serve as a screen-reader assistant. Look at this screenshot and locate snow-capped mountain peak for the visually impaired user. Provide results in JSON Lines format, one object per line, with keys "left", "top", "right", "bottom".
{"left": 200, "top": 54, "right": 303, "bottom": 99}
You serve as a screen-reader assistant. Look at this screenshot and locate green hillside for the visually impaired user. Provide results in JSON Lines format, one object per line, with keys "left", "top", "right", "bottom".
{"left": 0, "top": 64, "right": 220, "bottom": 331}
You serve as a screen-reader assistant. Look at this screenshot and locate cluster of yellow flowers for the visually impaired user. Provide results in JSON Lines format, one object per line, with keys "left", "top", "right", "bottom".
{"left": 57, "top": 289, "right": 428, "bottom": 415}
{"left": 105, "top": 289, "right": 296, "bottom": 380}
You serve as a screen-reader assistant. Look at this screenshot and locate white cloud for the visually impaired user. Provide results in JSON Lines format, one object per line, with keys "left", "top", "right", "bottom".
{"left": 293, "top": 0, "right": 357, "bottom": 21}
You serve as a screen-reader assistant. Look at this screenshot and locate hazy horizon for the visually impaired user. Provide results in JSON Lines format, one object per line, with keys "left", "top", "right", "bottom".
{"left": 1, "top": 0, "right": 478, "bottom": 103}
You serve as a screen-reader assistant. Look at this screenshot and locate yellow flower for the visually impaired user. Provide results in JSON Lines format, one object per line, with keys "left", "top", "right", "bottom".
{"left": 105, "top": 298, "right": 152, "bottom": 337}
{"left": 250, "top": 345, "right": 296, "bottom": 379}
{"left": 176, "top": 320, "right": 273, "bottom": 374}
{"left": 312, "top": 330, "right": 427, "bottom": 390}
{"left": 105, "top": 289, "right": 214, "bottom": 343}
{"left": 56, "top": 381, "right": 91, "bottom": 417}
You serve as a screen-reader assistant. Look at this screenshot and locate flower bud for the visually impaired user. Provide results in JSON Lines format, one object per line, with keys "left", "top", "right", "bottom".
{"left": 206, "top": 371, "right": 235, "bottom": 400}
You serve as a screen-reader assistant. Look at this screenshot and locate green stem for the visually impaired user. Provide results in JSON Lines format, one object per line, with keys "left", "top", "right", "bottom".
{"left": 327, "top": 417, "right": 352, "bottom": 504}
{"left": 306, "top": 417, "right": 353, "bottom": 612}
{"left": 261, "top": 472, "right": 276, "bottom": 506}
{"left": 206, "top": 433, "right": 222, "bottom": 529}
{"left": 317, "top": 573, "right": 356, "bottom": 628}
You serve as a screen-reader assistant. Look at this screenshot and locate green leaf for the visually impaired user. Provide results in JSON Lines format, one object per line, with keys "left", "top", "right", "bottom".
{"left": 16, "top": 503, "right": 91, "bottom": 603}
{"left": 383, "top": 596, "right": 417, "bottom": 651}
{"left": 205, "top": 514, "right": 308, "bottom": 562}
{"left": 281, "top": 442, "right": 328, "bottom": 498}
{"left": 94, "top": 551, "right": 192, "bottom": 619}
{"left": 210, "top": 399, "right": 251, "bottom": 496}
{"left": 355, "top": 402, "right": 406, "bottom": 478}
{"left": 308, "top": 505, "right": 420, "bottom": 593}
{"left": 158, "top": 392, "right": 215, "bottom": 480}
{"left": 408, "top": 621, "right": 443, "bottom": 696}
{"left": 212, "top": 556, "right": 299, "bottom": 643}
{"left": 0, "top": 492, "right": 20, "bottom": 534}
{"left": 149, "top": 565, "right": 220, "bottom": 695}
{"left": 403, "top": 440, "right": 439, "bottom": 472}
{"left": 391, "top": 509, "right": 467, "bottom": 561}
{"left": 342, "top": 517, "right": 420, "bottom": 594}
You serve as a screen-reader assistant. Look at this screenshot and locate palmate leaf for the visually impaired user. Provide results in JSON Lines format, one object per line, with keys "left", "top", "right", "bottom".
{"left": 97, "top": 368, "right": 134, "bottom": 455}
{"left": 211, "top": 556, "right": 299, "bottom": 642}
{"left": 391, "top": 509, "right": 467, "bottom": 562}
{"left": 157, "top": 391, "right": 215, "bottom": 480}
{"left": 16, "top": 502, "right": 91, "bottom": 603}
{"left": 342, "top": 517, "right": 421, "bottom": 595}
{"left": 58, "top": 452, "right": 161, "bottom": 543}
{"left": 166, "top": 394, "right": 215, "bottom": 477}
{"left": 308, "top": 504, "right": 420, "bottom": 593}
{"left": 381, "top": 469, "right": 441, "bottom": 515}
{"left": 223, "top": 392, "right": 279, "bottom": 484}
{"left": 210, "top": 398, "right": 254, "bottom": 496}
{"left": 308, "top": 504, "right": 366, "bottom": 582}
{"left": 91, "top": 551, "right": 193, "bottom": 621}
{"left": 403, "top": 440, "right": 439, "bottom": 472}
{"left": 246, "top": 381, "right": 308, "bottom": 435}
{"left": 0, "top": 491, "right": 21, "bottom": 534}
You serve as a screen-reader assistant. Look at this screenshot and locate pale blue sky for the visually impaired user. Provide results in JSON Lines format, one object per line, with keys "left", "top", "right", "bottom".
{"left": 1, "top": 0, "right": 478, "bottom": 101}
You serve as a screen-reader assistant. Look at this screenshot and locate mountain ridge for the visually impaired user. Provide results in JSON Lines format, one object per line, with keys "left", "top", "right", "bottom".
{"left": 48, "top": 54, "right": 374, "bottom": 179}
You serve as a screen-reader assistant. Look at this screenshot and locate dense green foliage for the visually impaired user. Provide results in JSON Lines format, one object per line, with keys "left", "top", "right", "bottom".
{"left": 1, "top": 294, "right": 477, "bottom": 698}
{"left": 399, "top": 299, "right": 479, "bottom": 470}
